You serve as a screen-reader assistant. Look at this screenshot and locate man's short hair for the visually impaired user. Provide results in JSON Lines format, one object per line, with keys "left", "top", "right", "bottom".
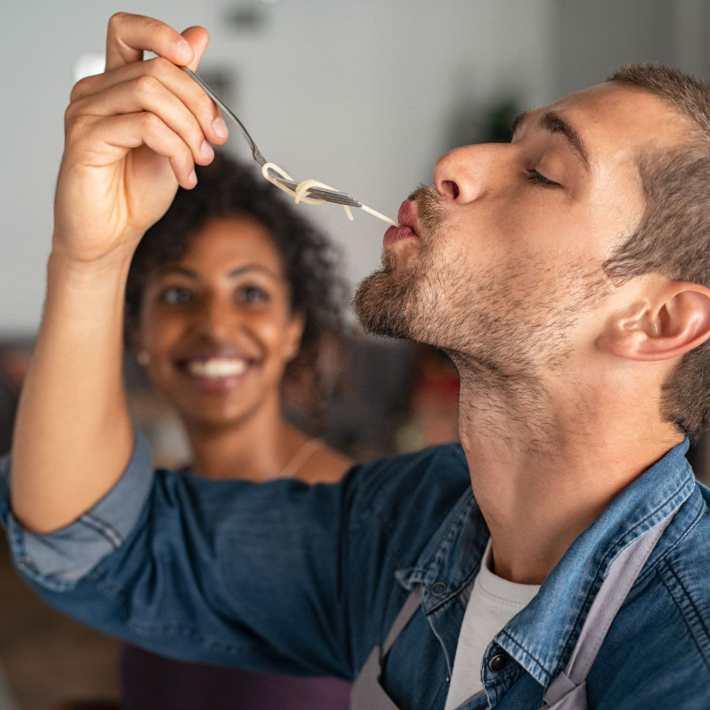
{"left": 605, "top": 64, "right": 710, "bottom": 442}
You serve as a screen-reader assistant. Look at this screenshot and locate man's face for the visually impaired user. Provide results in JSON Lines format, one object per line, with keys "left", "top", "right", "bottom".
{"left": 355, "top": 83, "right": 688, "bottom": 376}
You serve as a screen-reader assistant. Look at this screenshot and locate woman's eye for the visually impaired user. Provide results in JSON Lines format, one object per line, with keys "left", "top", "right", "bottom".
{"left": 235, "top": 285, "right": 270, "bottom": 304}
{"left": 525, "top": 169, "right": 561, "bottom": 188}
{"left": 159, "top": 286, "right": 193, "bottom": 305}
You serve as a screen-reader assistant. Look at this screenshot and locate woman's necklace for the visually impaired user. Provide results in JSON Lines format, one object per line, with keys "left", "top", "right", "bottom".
{"left": 279, "top": 438, "right": 323, "bottom": 478}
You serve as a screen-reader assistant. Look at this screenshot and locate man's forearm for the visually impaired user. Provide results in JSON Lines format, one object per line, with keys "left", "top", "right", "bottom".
{"left": 11, "top": 247, "right": 135, "bottom": 532}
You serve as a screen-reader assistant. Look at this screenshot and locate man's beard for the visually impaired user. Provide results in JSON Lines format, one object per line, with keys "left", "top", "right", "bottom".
{"left": 353, "top": 256, "right": 425, "bottom": 340}
{"left": 354, "top": 186, "right": 441, "bottom": 340}
{"left": 354, "top": 186, "right": 610, "bottom": 379}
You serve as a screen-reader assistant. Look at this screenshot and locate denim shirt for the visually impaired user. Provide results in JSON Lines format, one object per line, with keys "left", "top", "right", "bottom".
{"left": 1, "top": 431, "right": 709, "bottom": 709}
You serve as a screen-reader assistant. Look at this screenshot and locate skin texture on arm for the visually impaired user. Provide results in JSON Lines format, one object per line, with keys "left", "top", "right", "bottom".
{"left": 10, "top": 13, "right": 228, "bottom": 532}
{"left": 11, "top": 251, "right": 135, "bottom": 533}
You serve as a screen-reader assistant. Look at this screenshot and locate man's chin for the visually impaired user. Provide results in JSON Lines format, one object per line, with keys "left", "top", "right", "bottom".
{"left": 353, "top": 269, "right": 417, "bottom": 340}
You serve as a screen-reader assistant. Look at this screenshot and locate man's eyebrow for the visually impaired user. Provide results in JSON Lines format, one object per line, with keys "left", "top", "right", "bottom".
{"left": 511, "top": 110, "right": 529, "bottom": 137}
{"left": 511, "top": 110, "right": 591, "bottom": 172}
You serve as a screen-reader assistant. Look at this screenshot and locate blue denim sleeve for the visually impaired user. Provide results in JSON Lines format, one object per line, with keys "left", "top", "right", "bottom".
{"left": 0, "top": 432, "right": 468, "bottom": 681}
{"left": 0, "top": 430, "right": 154, "bottom": 591}
{"left": 0, "top": 451, "right": 361, "bottom": 678}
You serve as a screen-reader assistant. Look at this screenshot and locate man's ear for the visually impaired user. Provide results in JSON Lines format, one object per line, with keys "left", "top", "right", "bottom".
{"left": 598, "top": 282, "right": 710, "bottom": 361}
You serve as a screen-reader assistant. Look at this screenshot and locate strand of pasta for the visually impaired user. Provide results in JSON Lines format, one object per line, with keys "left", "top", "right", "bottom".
{"left": 261, "top": 162, "right": 395, "bottom": 226}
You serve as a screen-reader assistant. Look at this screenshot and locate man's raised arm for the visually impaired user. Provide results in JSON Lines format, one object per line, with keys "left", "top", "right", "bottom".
{"left": 10, "top": 12, "right": 228, "bottom": 532}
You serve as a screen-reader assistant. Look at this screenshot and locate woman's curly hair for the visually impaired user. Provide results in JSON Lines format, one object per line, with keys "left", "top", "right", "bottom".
{"left": 124, "top": 152, "right": 350, "bottom": 425}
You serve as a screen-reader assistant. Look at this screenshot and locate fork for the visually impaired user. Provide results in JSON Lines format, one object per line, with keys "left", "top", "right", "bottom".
{"left": 184, "top": 68, "right": 362, "bottom": 209}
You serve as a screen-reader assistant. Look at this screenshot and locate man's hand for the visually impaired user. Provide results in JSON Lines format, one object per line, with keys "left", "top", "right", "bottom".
{"left": 53, "top": 12, "right": 229, "bottom": 263}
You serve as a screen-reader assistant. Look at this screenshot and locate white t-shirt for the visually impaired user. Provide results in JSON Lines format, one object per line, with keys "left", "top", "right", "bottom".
{"left": 444, "top": 541, "right": 540, "bottom": 710}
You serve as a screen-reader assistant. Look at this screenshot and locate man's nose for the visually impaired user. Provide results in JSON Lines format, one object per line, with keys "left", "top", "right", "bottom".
{"left": 433, "top": 143, "right": 505, "bottom": 204}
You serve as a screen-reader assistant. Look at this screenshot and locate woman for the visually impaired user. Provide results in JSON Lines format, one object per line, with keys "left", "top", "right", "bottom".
{"left": 120, "top": 153, "right": 353, "bottom": 709}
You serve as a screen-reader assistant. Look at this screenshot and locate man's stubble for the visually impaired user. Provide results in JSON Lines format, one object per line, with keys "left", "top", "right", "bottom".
{"left": 353, "top": 187, "right": 610, "bottom": 383}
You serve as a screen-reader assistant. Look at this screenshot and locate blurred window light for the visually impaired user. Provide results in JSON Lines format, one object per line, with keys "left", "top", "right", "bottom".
{"left": 74, "top": 53, "right": 105, "bottom": 83}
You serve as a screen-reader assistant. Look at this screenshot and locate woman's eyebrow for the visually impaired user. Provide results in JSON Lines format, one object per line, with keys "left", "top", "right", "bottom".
{"left": 156, "top": 265, "right": 198, "bottom": 279}
{"left": 512, "top": 110, "right": 591, "bottom": 172}
{"left": 156, "top": 264, "right": 281, "bottom": 280}
{"left": 227, "top": 264, "right": 281, "bottom": 280}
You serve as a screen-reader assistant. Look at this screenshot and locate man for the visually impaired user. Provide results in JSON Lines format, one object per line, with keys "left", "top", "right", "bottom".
{"left": 2, "top": 12, "right": 709, "bottom": 709}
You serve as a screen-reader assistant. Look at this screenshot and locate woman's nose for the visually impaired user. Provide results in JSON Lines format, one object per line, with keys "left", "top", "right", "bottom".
{"left": 433, "top": 144, "right": 501, "bottom": 205}
{"left": 198, "top": 296, "right": 235, "bottom": 339}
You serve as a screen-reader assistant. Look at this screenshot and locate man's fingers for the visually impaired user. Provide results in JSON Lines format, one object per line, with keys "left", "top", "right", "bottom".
{"left": 71, "top": 61, "right": 227, "bottom": 147}
{"left": 76, "top": 112, "right": 197, "bottom": 189}
{"left": 180, "top": 26, "right": 209, "bottom": 72}
{"left": 67, "top": 77, "right": 215, "bottom": 168}
{"left": 105, "top": 12, "right": 194, "bottom": 71}
{"left": 178, "top": 26, "right": 228, "bottom": 138}
{"left": 76, "top": 13, "right": 221, "bottom": 189}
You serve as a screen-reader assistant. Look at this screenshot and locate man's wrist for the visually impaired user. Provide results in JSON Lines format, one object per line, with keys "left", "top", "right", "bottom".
{"left": 48, "top": 240, "right": 136, "bottom": 282}
{"left": 43, "top": 242, "right": 135, "bottom": 334}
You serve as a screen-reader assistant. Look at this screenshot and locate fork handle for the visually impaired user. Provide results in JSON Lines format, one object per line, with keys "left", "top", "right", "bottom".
{"left": 183, "top": 68, "right": 266, "bottom": 166}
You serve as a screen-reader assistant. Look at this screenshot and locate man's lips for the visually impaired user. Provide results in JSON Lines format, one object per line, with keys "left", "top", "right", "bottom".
{"left": 397, "top": 199, "right": 420, "bottom": 235}
{"left": 383, "top": 200, "right": 420, "bottom": 247}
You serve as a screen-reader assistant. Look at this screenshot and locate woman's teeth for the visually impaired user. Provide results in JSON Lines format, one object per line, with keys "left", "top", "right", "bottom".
{"left": 186, "top": 358, "right": 248, "bottom": 378}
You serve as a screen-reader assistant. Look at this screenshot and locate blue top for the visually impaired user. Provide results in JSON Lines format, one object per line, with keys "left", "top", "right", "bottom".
{"left": 1, "top": 431, "right": 709, "bottom": 709}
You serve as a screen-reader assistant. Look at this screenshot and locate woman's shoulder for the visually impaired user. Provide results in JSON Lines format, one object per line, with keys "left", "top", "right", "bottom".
{"left": 297, "top": 444, "right": 353, "bottom": 485}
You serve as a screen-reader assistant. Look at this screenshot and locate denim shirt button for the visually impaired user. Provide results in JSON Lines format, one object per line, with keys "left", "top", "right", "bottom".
{"left": 488, "top": 652, "right": 508, "bottom": 673}
{"left": 431, "top": 581, "right": 448, "bottom": 595}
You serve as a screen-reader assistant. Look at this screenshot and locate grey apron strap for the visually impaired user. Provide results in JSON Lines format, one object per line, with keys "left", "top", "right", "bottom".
{"left": 350, "top": 589, "right": 422, "bottom": 710}
{"left": 541, "top": 508, "right": 679, "bottom": 710}
{"left": 382, "top": 590, "right": 422, "bottom": 655}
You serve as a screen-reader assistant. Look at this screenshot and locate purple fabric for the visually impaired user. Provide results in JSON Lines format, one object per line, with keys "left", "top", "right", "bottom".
{"left": 120, "top": 644, "right": 351, "bottom": 709}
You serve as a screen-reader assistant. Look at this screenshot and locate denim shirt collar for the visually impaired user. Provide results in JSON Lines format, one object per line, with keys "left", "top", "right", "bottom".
{"left": 396, "top": 439, "right": 697, "bottom": 688}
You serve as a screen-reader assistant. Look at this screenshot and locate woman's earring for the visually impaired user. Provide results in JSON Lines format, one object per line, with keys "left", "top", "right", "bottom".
{"left": 136, "top": 350, "right": 150, "bottom": 366}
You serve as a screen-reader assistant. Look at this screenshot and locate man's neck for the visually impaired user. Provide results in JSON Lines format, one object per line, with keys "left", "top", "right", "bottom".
{"left": 456, "top": 369, "right": 683, "bottom": 585}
